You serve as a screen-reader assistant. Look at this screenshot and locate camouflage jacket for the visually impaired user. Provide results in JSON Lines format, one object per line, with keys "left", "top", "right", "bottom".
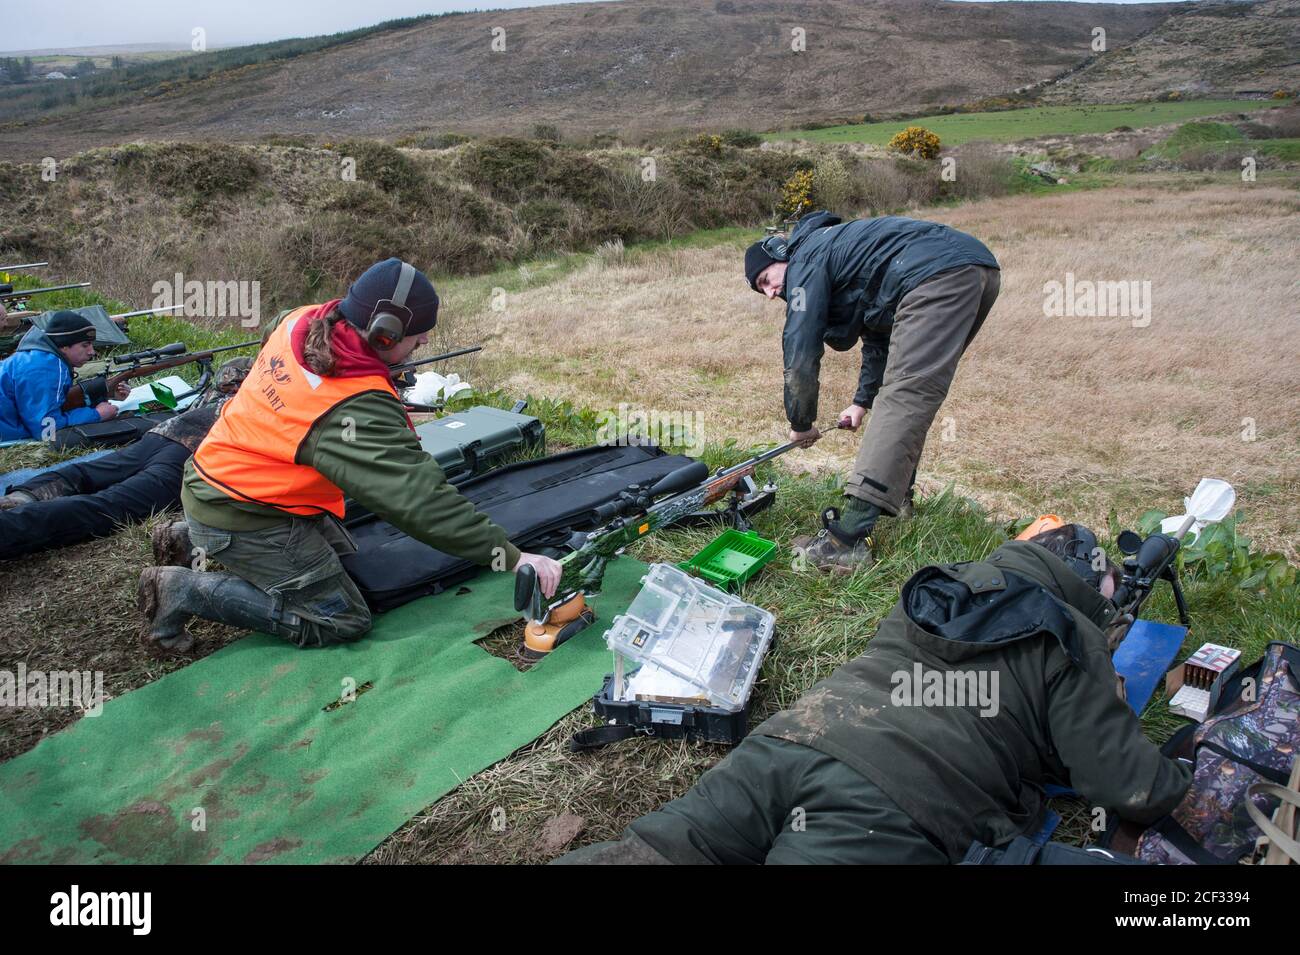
{"left": 755, "top": 541, "right": 1192, "bottom": 859}
{"left": 147, "top": 358, "right": 251, "bottom": 454}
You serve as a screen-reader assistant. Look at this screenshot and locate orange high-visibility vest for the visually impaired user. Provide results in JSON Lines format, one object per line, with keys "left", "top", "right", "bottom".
{"left": 193, "top": 304, "right": 399, "bottom": 518}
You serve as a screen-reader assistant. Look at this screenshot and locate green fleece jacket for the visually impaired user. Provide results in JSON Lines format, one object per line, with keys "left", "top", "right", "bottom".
{"left": 181, "top": 389, "right": 521, "bottom": 570}
{"left": 755, "top": 540, "right": 1192, "bottom": 859}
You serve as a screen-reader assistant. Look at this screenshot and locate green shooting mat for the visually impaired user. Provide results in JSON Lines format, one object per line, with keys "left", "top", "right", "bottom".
{"left": 0, "top": 560, "right": 647, "bottom": 864}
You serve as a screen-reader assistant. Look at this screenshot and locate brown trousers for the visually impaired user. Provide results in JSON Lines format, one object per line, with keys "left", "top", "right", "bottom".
{"left": 844, "top": 265, "right": 1000, "bottom": 515}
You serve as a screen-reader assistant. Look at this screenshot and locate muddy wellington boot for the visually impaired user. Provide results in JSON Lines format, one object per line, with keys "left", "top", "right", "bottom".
{"left": 151, "top": 519, "right": 194, "bottom": 567}
{"left": 137, "top": 566, "right": 303, "bottom": 653}
{"left": 791, "top": 500, "right": 879, "bottom": 575}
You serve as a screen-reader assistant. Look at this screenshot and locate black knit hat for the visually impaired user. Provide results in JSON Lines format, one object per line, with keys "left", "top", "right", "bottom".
{"left": 338, "top": 258, "right": 439, "bottom": 336}
{"left": 744, "top": 235, "right": 789, "bottom": 290}
{"left": 44, "top": 310, "right": 97, "bottom": 348}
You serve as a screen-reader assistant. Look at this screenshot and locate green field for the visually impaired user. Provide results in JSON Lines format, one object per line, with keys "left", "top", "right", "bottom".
{"left": 769, "top": 100, "right": 1285, "bottom": 147}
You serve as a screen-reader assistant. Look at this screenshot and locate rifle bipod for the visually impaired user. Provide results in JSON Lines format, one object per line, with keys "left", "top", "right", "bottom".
{"left": 521, "top": 592, "right": 596, "bottom": 660}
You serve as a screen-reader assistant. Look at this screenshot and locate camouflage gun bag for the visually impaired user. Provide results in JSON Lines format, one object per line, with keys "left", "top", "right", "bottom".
{"left": 1133, "top": 641, "right": 1300, "bottom": 864}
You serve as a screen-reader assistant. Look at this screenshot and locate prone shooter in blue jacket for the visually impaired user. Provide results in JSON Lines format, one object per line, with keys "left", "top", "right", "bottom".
{"left": 744, "top": 211, "right": 1001, "bottom": 573}
{"left": 0, "top": 310, "right": 124, "bottom": 442}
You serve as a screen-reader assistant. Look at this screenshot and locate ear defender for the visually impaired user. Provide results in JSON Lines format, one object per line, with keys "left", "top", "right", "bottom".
{"left": 761, "top": 234, "right": 790, "bottom": 261}
{"left": 365, "top": 261, "right": 418, "bottom": 350}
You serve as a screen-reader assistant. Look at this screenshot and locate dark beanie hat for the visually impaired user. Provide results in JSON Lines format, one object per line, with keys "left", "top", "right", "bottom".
{"left": 337, "top": 258, "right": 439, "bottom": 336}
{"left": 44, "top": 310, "right": 97, "bottom": 347}
{"left": 744, "top": 236, "right": 788, "bottom": 291}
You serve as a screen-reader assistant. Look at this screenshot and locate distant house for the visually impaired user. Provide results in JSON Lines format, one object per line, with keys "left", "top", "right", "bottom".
{"left": 44, "top": 71, "right": 68, "bottom": 80}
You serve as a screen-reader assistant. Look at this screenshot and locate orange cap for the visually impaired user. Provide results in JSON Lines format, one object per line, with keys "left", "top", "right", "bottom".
{"left": 1015, "top": 515, "right": 1065, "bottom": 541}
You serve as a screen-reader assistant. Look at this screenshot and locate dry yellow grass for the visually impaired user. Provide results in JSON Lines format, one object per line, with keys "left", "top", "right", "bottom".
{"left": 468, "top": 181, "right": 1299, "bottom": 553}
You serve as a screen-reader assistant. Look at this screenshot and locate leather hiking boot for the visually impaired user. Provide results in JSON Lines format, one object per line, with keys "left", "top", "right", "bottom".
{"left": 792, "top": 507, "right": 874, "bottom": 575}
{"left": 151, "top": 520, "right": 193, "bottom": 567}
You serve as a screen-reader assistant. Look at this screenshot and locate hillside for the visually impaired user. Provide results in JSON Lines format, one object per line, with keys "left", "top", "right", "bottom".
{"left": 1039, "top": 0, "right": 1300, "bottom": 103}
{"left": 0, "top": 0, "right": 1177, "bottom": 160}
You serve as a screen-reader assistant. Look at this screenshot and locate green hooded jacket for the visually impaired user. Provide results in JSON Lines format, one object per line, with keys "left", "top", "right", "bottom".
{"left": 754, "top": 540, "right": 1192, "bottom": 858}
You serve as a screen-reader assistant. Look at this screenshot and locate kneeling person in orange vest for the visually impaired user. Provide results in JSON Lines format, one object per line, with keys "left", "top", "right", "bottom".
{"left": 137, "top": 258, "right": 561, "bottom": 651}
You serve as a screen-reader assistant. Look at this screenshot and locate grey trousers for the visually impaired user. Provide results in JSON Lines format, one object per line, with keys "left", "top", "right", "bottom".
{"left": 184, "top": 509, "right": 372, "bottom": 647}
{"left": 845, "top": 264, "right": 1000, "bottom": 515}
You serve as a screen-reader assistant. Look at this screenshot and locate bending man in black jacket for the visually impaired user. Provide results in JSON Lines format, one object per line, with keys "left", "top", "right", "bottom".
{"left": 555, "top": 525, "right": 1191, "bottom": 865}
{"left": 745, "top": 211, "right": 1000, "bottom": 572}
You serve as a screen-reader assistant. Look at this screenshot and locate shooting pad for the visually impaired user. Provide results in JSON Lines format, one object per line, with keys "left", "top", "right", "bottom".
{"left": 0, "top": 559, "right": 647, "bottom": 864}
{"left": 30, "top": 305, "right": 131, "bottom": 349}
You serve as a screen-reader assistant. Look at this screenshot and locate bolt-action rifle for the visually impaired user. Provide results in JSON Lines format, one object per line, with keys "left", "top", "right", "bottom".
{"left": 1107, "top": 478, "right": 1236, "bottom": 642}
{"left": 513, "top": 424, "right": 844, "bottom": 658}
{"left": 62, "top": 339, "right": 261, "bottom": 411}
{"left": 0, "top": 281, "right": 91, "bottom": 307}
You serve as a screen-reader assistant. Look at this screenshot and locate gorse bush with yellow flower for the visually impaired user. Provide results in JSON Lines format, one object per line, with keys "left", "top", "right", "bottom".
{"left": 781, "top": 168, "right": 815, "bottom": 216}
{"left": 886, "top": 125, "right": 942, "bottom": 160}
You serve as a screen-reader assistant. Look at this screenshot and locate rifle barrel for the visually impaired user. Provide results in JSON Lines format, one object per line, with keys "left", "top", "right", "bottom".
{"left": 0, "top": 262, "right": 49, "bottom": 272}
{"left": 390, "top": 345, "right": 483, "bottom": 376}
{"left": 700, "top": 422, "right": 847, "bottom": 487}
{"left": 109, "top": 304, "right": 186, "bottom": 320}
{"left": 201, "top": 339, "right": 262, "bottom": 356}
{"left": 0, "top": 281, "right": 92, "bottom": 300}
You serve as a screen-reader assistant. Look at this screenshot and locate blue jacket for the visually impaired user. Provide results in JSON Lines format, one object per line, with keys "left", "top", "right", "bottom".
{"left": 0, "top": 327, "right": 101, "bottom": 441}
{"left": 779, "top": 211, "right": 999, "bottom": 430}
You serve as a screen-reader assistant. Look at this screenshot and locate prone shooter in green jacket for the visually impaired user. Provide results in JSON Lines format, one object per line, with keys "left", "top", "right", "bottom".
{"left": 555, "top": 524, "right": 1192, "bottom": 864}
{"left": 137, "top": 258, "right": 562, "bottom": 651}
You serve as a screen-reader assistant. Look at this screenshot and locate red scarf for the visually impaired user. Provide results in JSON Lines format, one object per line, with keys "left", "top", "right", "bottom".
{"left": 290, "top": 299, "right": 391, "bottom": 379}
{"left": 289, "top": 299, "right": 414, "bottom": 430}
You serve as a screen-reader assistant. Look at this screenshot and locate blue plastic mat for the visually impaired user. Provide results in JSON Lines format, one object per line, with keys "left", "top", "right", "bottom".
{"left": 1113, "top": 619, "right": 1188, "bottom": 716}
{"left": 0, "top": 449, "right": 113, "bottom": 492}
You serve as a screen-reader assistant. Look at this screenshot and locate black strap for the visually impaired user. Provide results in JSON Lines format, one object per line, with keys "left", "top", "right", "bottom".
{"left": 570, "top": 724, "right": 640, "bottom": 752}
{"left": 1160, "top": 722, "right": 1198, "bottom": 759}
{"left": 1150, "top": 815, "right": 1252, "bottom": 865}
{"left": 1198, "top": 741, "right": 1291, "bottom": 786}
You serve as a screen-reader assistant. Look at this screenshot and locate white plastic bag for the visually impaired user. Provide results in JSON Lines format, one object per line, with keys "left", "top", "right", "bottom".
{"left": 405, "top": 371, "right": 472, "bottom": 405}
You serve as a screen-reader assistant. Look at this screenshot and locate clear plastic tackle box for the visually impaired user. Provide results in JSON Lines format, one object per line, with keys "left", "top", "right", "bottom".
{"left": 605, "top": 563, "right": 775, "bottom": 711}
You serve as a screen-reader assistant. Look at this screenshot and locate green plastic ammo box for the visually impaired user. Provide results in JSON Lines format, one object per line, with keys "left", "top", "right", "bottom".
{"left": 414, "top": 404, "right": 545, "bottom": 481}
{"left": 342, "top": 404, "right": 544, "bottom": 526}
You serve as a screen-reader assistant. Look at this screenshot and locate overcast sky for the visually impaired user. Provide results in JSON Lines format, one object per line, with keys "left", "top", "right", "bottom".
{"left": 3, "top": 0, "right": 1177, "bottom": 55}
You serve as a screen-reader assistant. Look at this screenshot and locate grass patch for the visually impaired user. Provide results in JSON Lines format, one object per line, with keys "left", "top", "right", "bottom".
{"left": 1143, "top": 121, "right": 1245, "bottom": 159}
{"left": 1248, "top": 138, "right": 1300, "bottom": 162}
{"left": 769, "top": 100, "right": 1286, "bottom": 147}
